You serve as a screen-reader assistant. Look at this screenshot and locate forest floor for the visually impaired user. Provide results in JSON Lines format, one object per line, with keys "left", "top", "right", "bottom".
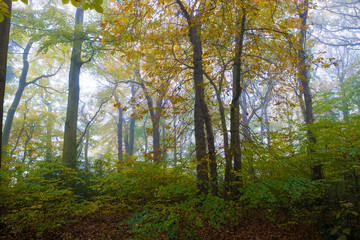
{"left": 2, "top": 209, "right": 322, "bottom": 240}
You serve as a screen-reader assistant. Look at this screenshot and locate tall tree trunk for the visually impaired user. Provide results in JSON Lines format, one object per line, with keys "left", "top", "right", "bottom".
{"left": 338, "top": 74, "right": 349, "bottom": 120}
{"left": 128, "top": 84, "right": 137, "bottom": 156}
{"left": 84, "top": 126, "right": 90, "bottom": 171}
{"left": 162, "top": 124, "right": 167, "bottom": 162}
{"left": 240, "top": 87, "right": 251, "bottom": 141}
{"left": 153, "top": 98, "right": 162, "bottom": 162}
{"left": 143, "top": 114, "right": 149, "bottom": 154}
{"left": 203, "top": 98, "right": 217, "bottom": 196}
{"left": 214, "top": 86, "right": 230, "bottom": 197}
{"left": 173, "top": 112, "right": 177, "bottom": 160}
{"left": 141, "top": 81, "right": 162, "bottom": 162}
{"left": 116, "top": 97, "right": 123, "bottom": 163}
{"left": 2, "top": 41, "right": 33, "bottom": 147}
{"left": 0, "top": 0, "right": 12, "bottom": 167}
{"left": 44, "top": 101, "right": 53, "bottom": 161}
{"left": 206, "top": 64, "right": 230, "bottom": 196}
{"left": 62, "top": 6, "right": 84, "bottom": 169}
{"left": 230, "top": 10, "right": 246, "bottom": 197}
{"left": 176, "top": 0, "right": 218, "bottom": 195}
{"left": 298, "top": 0, "right": 322, "bottom": 180}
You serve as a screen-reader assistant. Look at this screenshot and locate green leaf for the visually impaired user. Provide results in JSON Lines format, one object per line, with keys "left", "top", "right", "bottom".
{"left": 81, "top": 1, "right": 89, "bottom": 10}
{"left": 331, "top": 228, "right": 338, "bottom": 235}
{"left": 70, "top": 0, "right": 79, "bottom": 7}
{"left": 337, "top": 235, "right": 347, "bottom": 240}
{"left": 93, "top": 0, "right": 103, "bottom": 5}
{"left": 342, "top": 228, "right": 351, "bottom": 235}
{"left": 62, "top": 0, "right": 70, "bottom": 4}
{"left": 0, "top": 13, "right": 4, "bottom": 22}
{"left": 93, "top": 3, "right": 103, "bottom": 13}
{"left": 20, "top": 0, "right": 28, "bottom": 4}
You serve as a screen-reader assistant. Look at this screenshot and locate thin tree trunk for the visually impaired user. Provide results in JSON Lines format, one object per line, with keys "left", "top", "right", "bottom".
{"left": 116, "top": 98, "right": 123, "bottom": 163}
{"left": 206, "top": 62, "right": 230, "bottom": 197}
{"left": 11, "top": 97, "right": 32, "bottom": 154}
{"left": 297, "top": 0, "right": 322, "bottom": 180}
{"left": 162, "top": 124, "right": 167, "bottom": 162}
{"left": 62, "top": 6, "right": 84, "bottom": 168}
{"left": 143, "top": 114, "right": 149, "bottom": 154}
{"left": 0, "top": 0, "right": 12, "bottom": 167}
{"left": 338, "top": 74, "right": 350, "bottom": 120}
{"left": 176, "top": 0, "right": 216, "bottom": 195}
{"left": 173, "top": 112, "right": 177, "bottom": 160}
{"left": 213, "top": 88, "right": 229, "bottom": 196}
{"left": 125, "top": 124, "right": 129, "bottom": 155}
{"left": 44, "top": 101, "right": 53, "bottom": 161}
{"left": 153, "top": 99, "right": 162, "bottom": 162}
{"left": 141, "top": 83, "right": 162, "bottom": 162}
{"left": 84, "top": 126, "right": 90, "bottom": 171}
{"left": 230, "top": 10, "right": 246, "bottom": 197}
{"left": 128, "top": 84, "right": 137, "bottom": 156}
{"left": 2, "top": 41, "right": 33, "bottom": 146}
{"left": 240, "top": 88, "right": 251, "bottom": 141}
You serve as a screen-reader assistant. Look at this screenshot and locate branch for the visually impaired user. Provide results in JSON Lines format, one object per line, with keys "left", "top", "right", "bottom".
{"left": 31, "top": 82, "right": 67, "bottom": 94}
{"left": 176, "top": 0, "right": 191, "bottom": 21}
{"left": 25, "top": 63, "right": 62, "bottom": 86}
{"left": 77, "top": 84, "right": 118, "bottom": 146}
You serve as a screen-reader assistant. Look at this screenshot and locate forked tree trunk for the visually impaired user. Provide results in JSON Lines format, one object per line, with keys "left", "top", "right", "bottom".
{"left": 176, "top": 0, "right": 218, "bottom": 195}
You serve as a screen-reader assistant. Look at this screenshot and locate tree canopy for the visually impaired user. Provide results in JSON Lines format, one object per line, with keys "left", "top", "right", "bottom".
{"left": 1, "top": 0, "right": 360, "bottom": 239}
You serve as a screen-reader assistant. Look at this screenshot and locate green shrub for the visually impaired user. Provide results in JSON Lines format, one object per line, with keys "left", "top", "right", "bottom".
{"left": 0, "top": 160, "right": 97, "bottom": 234}
{"left": 240, "top": 176, "right": 325, "bottom": 215}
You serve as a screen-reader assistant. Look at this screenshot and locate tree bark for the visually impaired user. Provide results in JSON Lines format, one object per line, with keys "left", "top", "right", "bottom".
{"left": 84, "top": 126, "right": 90, "bottom": 171}
{"left": 140, "top": 80, "right": 163, "bottom": 162}
{"left": 115, "top": 97, "right": 123, "bottom": 163}
{"left": 338, "top": 74, "right": 350, "bottom": 120}
{"left": 128, "top": 84, "right": 137, "bottom": 156}
{"left": 176, "top": 0, "right": 218, "bottom": 195}
{"left": 44, "top": 101, "right": 53, "bottom": 161}
{"left": 297, "top": 0, "right": 322, "bottom": 180}
{"left": 230, "top": 10, "right": 246, "bottom": 197}
{"left": 0, "top": 0, "right": 12, "bottom": 166}
{"left": 212, "top": 84, "right": 229, "bottom": 196}
{"left": 152, "top": 99, "right": 162, "bottom": 162}
{"left": 62, "top": 6, "right": 84, "bottom": 169}
{"left": 2, "top": 41, "right": 33, "bottom": 147}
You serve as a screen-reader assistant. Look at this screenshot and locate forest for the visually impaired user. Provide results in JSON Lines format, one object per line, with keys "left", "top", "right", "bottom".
{"left": 0, "top": 0, "right": 359, "bottom": 239}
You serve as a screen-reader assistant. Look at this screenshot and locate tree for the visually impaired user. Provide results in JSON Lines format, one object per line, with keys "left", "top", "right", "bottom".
{"left": 0, "top": 0, "right": 11, "bottom": 167}
{"left": 229, "top": 4, "right": 246, "bottom": 196}
{"left": 62, "top": 6, "right": 85, "bottom": 168}
{"left": 175, "top": 0, "right": 218, "bottom": 195}
{"left": 297, "top": 0, "right": 322, "bottom": 180}
{"left": 0, "top": 0, "right": 104, "bottom": 168}
{"left": 2, "top": 40, "right": 59, "bottom": 149}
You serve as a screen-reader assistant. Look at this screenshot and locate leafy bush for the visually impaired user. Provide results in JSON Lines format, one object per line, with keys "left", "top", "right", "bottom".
{"left": 92, "top": 161, "right": 196, "bottom": 210}
{"left": 240, "top": 176, "right": 325, "bottom": 216}
{"left": 0, "top": 160, "right": 97, "bottom": 234}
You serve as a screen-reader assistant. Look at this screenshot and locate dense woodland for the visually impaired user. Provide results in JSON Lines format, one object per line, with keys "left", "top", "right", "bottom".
{"left": 0, "top": 0, "right": 359, "bottom": 239}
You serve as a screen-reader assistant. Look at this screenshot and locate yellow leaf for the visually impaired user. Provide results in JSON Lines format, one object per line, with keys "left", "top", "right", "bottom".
{"left": 114, "top": 102, "right": 121, "bottom": 108}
